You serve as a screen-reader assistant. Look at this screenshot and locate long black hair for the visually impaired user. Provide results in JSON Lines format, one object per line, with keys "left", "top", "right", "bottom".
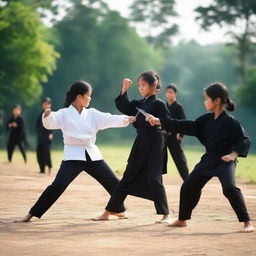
{"left": 205, "top": 82, "right": 235, "bottom": 112}
{"left": 138, "top": 70, "right": 161, "bottom": 91}
{"left": 64, "top": 80, "right": 92, "bottom": 107}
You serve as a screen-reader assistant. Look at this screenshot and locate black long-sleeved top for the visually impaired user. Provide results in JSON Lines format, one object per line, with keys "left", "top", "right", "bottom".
{"left": 166, "top": 101, "right": 186, "bottom": 136}
{"left": 6, "top": 116, "right": 26, "bottom": 142}
{"left": 166, "top": 101, "right": 186, "bottom": 120}
{"left": 160, "top": 111, "right": 250, "bottom": 174}
{"left": 36, "top": 111, "right": 53, "bottom": 145}
{"left": 116, "top": 92, "right": 169, "bottom": 133}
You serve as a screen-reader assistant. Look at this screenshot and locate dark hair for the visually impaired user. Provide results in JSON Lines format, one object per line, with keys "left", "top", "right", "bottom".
{"left": 41, "top": 97, "right": 52, "bottom": 104}
{"left": 166, "top": 83, "right": 177, "bottom": 93}
{"left": 12, "top": 104, "right": 21, "bottom": 110}
{"left": 138, "top": 70, "right": 161, "bottom": 91}
{"left": 205, "top": 82, "right": 235, "bottom": 112}
{"left": 64, "top": 80, "right": 92, "bottom": 107}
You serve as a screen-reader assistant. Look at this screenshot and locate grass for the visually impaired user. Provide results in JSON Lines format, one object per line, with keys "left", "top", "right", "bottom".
{"left": 0, "top": 144, "right": 255, "bottom": 183}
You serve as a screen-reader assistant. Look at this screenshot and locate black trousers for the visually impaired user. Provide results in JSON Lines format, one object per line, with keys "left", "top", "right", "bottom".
{"left": 7, "top": 138, "right": 26, "bottom": 163}
{"left": 36, "top": 143, "right": 52, "bottom": 173}
{"left": 178, "top": 162, "right": 250, "bottom": 222}
{"left": 105, "top": 160, "right": 169, "bottom": 215}
{"left": 165, "top": 135, "right": 189, "bottom": 180}
{"left": 29, "top": 153, "right": 122, "bottom": 218}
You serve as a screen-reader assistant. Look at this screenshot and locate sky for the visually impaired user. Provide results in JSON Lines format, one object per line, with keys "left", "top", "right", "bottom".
{"left": 103, "top": 0, "right": 229, "bottom": 45}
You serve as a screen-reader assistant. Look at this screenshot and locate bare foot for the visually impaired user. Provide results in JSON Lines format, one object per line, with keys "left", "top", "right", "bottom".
{"left": 156, "top": 214, "right": 171, "bottom": 224}
{"left": 12, "top": 214, "right": 33, "bottom": 223}
{"left": 168, "top": 219, "right": 187, "bottom": 227}
{"left": 48, "top": 168, "right": 52, "bottom": 176}
{"left": 240, "top": 221, "right": 255, "bottom": 233}
{"left": 91, "top": 211, "right": 128, "bottom": 221}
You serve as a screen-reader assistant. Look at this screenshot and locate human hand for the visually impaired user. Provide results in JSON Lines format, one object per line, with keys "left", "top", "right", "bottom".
{"left": 43, "top": 108, "right": 51, "bottom": 118}
{"left": 146, "top": 115, "right": 160, "bottom": 126}
{"left": 121, "top": 78, "right": 132, "bottom": 95}
{"left": 221, "top": 152, "right": 238, "bottom": 162}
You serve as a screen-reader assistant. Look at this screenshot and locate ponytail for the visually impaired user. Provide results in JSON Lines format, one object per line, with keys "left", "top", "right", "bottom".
{"left": 64, "top": 80, "right": 92, "bottom": 108}
{"left": 225, "top": 98, "right": 235, "bottom": 112}
{"left": 64, "top": 90, "right": 72, "bottom": 108}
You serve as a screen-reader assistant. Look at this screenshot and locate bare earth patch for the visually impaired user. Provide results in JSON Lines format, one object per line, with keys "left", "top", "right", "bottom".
{"left": 0, "top": 162, "right": 255, "bottom": 256}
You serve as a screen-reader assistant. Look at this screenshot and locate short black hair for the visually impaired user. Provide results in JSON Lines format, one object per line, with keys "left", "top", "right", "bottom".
{"left": 41, "top": 97, "right": 52, "bottom": 104}
{"left": 166, "top": 83, "right": 177, "bottom": 93}
{"left": 12, "top": 104, "right": 21, "bottom": 110}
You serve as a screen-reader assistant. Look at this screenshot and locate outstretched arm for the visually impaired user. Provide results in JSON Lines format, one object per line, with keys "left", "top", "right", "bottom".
{"left": 147, "top": 115, "right": 197, "bottom": 136}
{"left": 93, "top": 109, "right": 136, "bottom": 131}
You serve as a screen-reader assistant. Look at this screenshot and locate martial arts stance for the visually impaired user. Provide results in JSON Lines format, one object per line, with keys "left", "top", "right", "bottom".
{"left": 147, "top": 82, "right": 254, "bottom": 232}
{"left": 36, "top": 97, "right": 53, "bottom": 175}
{"left": 164, "top": 84, "right": 189, "bottom": 180}
{"left": 6, "top": 104, "right": 27, "bottom": 163}
{"left": 15, "top": 80, "right": 135, "bottom": 222}
{"left": 95, "top": 71, "right": 171, "bottom": 223}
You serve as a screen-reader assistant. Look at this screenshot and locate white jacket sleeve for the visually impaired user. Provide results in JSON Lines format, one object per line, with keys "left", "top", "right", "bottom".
{"left": 93, "top": 108, "right": 130, "bottom": 131}
{"left": 42, "top": 110, "right": 62, "bottom": 130}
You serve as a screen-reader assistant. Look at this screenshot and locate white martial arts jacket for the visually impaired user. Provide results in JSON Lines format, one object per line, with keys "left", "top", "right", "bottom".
{"left": 42, "top": 105, "right": 130, "bottom": 161}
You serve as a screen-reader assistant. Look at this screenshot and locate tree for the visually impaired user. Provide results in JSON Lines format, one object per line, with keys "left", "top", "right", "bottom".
{"left": 129, "top": 0, "right": 178, "bottom": 48}
{"left": 42, "top": 2, "right": 164, "bottom": 143}
{"left": 0, "top": 2, "right": 59, "bottom": 108}
{"left": 237, "top": 66, "right": 256, "bottom": 110}
{"left": 195, "top": 0, "right": 256, "bottom": 82}
{"left": 43, "top": 2, "right": 163, "bottom": 110}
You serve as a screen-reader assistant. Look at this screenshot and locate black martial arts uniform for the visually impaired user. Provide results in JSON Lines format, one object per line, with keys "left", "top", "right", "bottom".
{"left": 36, "top": 111, "right": 53, "bottom": 173}
{"left": 164, "top": 101, "right": 189, "bottom": 180}
{"left": 30, "top": 151, "right": 122, "bottom": 218}
{"left": 160, "top": 111, "right": 251, "bottom": 222}
{"left": 105, "top": 93, "right": 170, "bottom": 215}
{"left": 6, "top": 116, "right": 27, "bottom": 163}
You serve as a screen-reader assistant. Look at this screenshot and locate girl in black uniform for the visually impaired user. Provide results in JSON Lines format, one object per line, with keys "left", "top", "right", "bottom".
{"left": 94, "top": 71, "right": 171, "bottom": 223}
{"left": 36, "top": 97, "right": 53, "bottom": 175}
{"left": 6, "top": 104, "right": 27, "bottom": 163}
{"left": 147, "top": 82, "right": 254, "bottom": 232}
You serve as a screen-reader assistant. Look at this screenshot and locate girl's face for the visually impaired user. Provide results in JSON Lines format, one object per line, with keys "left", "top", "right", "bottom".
{"left": 138, "top": 78, "right": 156, "bottom": 98}
{"left": 78, "top": 90, "right": 92, "bottom": 108}
{"left": 13, "top": 107, "right": 21, "bottom": 117}
{"left": 42, "top": 102, "right": 51, "bottom": 110}
{"left": 204, "top": 93, "right": 220, "bottom": 111}
{"left": 165, "top": 89, "right": 176, "bottom": 102}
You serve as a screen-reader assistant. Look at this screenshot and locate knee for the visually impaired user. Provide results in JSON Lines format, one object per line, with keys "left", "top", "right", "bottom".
{"left": 223, "top": 186, "right": 240, "bottom": 197}
{"left": 180, "top": 181, "right": 193, "bottom": 194}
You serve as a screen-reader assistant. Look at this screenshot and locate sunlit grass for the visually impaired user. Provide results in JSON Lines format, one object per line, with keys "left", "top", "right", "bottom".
{"left": 0, "top": 145, "right": 255, "bottom": 183}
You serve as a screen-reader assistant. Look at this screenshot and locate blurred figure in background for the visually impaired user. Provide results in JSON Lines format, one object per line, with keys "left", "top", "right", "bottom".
{"left": 164, "top": 84, "right": 189, "bottom": 180}
{"left": 6, "top": 104, "right": 27, "bottom": 163}
{"left": 36, "top": 97, "right": 53, "bottom": 175}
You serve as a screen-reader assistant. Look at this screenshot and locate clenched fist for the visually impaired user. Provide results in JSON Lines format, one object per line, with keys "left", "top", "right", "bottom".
{"left": 43, "top": 108, "right": 51, "bottom": 118}
{"left": 121, "top": 78, "right": 132, "bottom": 95}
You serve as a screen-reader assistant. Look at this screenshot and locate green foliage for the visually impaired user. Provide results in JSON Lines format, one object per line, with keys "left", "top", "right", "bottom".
{"left": 129, "top": 0, "right": 178, "bottom": 48}
{"left": 0, "top": 2, "right": 59, "bottom": 107}
{"left": 43, "top": 3, "right": 164, "bottom": 112}
{"left": 160, "top": 41, "right": 241, "bottom": 116}
{"left": 237, "top": 66, "right": 256, "bottom": 110}
{"left": 195, "top": 0, "right": 256, "bottom": 80}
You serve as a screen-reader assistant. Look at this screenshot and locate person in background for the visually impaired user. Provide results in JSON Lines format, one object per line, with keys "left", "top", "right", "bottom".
{"left": 36, "top": 97, "right": 53, "bottom": 175}
{"left": 6, "top": 104, "right": 27, "bottom": 163}
{"left": 164, "top": 84, "right": 189, "bottom": 180}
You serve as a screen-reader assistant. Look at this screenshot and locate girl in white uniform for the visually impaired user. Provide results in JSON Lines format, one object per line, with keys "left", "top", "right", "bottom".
{"left": 16, "top": 80, "right": 135, "bottom": 222}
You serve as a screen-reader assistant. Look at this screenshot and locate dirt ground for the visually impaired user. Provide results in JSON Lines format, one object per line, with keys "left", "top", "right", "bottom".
{"left": 0, "top": 161, "right": 255, "bottom": 256}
